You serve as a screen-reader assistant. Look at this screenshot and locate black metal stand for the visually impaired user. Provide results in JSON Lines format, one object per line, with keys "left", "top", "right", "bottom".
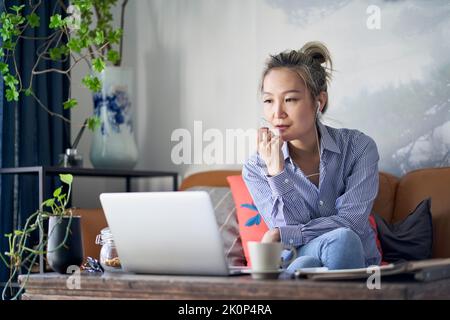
{"left": 0, "top": 166, "right": 178, "bottom": 273}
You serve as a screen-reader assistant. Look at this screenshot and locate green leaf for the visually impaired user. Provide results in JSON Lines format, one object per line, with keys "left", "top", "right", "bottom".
{"left": 82, "top": 75, "right": 102, "bottom": 92}
{"left": 13, "top": 230, "right": 24, "bottom": 236}
{"left": 24, "top": 88, "right": 32, "bottom": 97}
{"left": 43, "top": 198, "right": 55, "bottom": 208}
{"left": 79, "top": 37, "right": 92, "bottom": 48}
{"left": 49, "top": 47, "right": 62, "bottom": 61}
{"left": 2, "top": 39, "right": 14, "bottom": 50}
{"left": 60, "top": 45, "right": 70, "bottom": 55}
{"left": 63, "top": 98, "right": 78, "bottom": 110}
{"left": 78, "top": 25, "right": 89, "bottom": 37}
{"left": 107, "top": 29, "right": 122, "bottom": 45}
{"left": 59, "top": 174, "right": 73, "bottom": 185}
{"left": 53, "top": 187, "right": 62, "bottom": 198}
{"left": 26, "top": 13, "right": 40, "bottom": 28}
{"left": 94, "top": 30, "right": 104, "bottom": 46}
{"left": 6, "top": 88, "right": 19, "bottom": 101}
{"left": 67, "top": 38, "right": 82, "bottom": 53}
{"left": 92, "top": 58, "right": 105, "bottom": 73}
{"left": 11, "top": 5, "right": 25, "bottom": 14}
{"left": 73, "top": 0, "right": 93, "bottom": 12}
{"left": 0, "top": 28, "right": 10, "bottom": 42}
{"left": 49, "top": 14, "right": 63, "bottom": 29}
{"left": 4, "top": 74, "right": 19, "bottom": 87}
{"left": 4, "top": 233, "right": 12, "bottom": 239}
{"left": 107, "top": 50, "right": 120, "bottom": 64}
{"left": 87, "top": 116, "right": 101, "bottom": 131}
{"left": 0, "top": 62, "right": 9, "bottom": 74}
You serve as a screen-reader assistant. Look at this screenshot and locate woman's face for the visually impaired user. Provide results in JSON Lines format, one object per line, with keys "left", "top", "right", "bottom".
{"left": 262, "top": 67, "right": 316, "bottom": 141}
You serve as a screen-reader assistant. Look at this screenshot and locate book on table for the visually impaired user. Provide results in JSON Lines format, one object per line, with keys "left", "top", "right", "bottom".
{"left": 294, "top": 258, "right": 450, "bottom": 281}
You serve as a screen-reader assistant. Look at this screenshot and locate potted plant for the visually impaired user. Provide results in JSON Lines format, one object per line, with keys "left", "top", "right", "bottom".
{"left": 0, "top": 0, "right": 137, "bottom": 168}
{"left": 45, "top": 174, "right": 83, "bottom": 275}
{"left": 0, "top": 174, "right": 82, "bottom": 300}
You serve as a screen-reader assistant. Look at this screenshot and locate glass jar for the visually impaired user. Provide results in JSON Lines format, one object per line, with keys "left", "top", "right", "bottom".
{"left": 95, "top": 227, "right": 122, "bottom": 272}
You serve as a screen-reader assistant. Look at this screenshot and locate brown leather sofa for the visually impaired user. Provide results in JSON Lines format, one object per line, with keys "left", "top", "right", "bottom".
{"left": 77, "top": 167, "right": 450, "bottom": 261}
{"left": 179, "top": 168, "right": 450, "bottom": 259}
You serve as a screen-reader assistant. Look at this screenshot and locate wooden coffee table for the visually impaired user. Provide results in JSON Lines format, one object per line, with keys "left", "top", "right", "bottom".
{"left": 18, "top": 272, "right": 450, "bottom": 300}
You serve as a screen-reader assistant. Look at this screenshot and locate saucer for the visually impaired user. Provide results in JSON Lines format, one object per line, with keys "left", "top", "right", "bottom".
{"left": 242, "top": 269, "right": 283, "bottom": 280}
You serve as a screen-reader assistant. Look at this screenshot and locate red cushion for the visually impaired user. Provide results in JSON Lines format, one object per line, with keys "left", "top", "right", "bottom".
{"left": 226, "top": 175, "right": 268, "bottom": 266}
{"left": 368, "top": 214, "right": 385, "bottom": 264}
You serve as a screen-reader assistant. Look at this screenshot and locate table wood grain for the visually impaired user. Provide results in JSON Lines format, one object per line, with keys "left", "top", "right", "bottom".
{"left": 18, "top": 272, "right": 450, "bottom": 300}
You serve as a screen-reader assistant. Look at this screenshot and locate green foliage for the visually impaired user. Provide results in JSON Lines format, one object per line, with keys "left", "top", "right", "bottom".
{"left": 10, "top": 5, "right": 25, "bottom": 14}
{"left": 87, "top": 116, "right": 101, "bottom": 130}
{"left": 0, "top": 0, "right": 128, "bottom": 131}
{"left": 94, "top": 30, "right": 105, "bottom": 45}
{"left": 108, "top": 29, "right": 123, "bottom": 44}
{"left": 82, "top": 74, "right": 102, "bottom": 92}
{"left": 26, "top": 13, "right": 40, "bottom": 28}
{"left": 5, "top": 87, "right": 19, "bottom": 101}
{"left": 49, "top": 14, "right": 64, "bottom": 29}
{"left": 63, "top": 98, "right": 78, "bottom": 110}
{"left": 0, "top": 62, "right": 8, "bottom": 73}
{"left": 92, "top": 57, "right": 106, "bottom": 73}
{"left": 107, "top": 49, "right": 120, "bottom": 64}
{"left": 60, "top": 173, "right": 74, "bottom": 185}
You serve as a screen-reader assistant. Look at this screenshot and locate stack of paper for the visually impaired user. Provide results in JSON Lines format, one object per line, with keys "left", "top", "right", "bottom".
{"left": 295, "top": 258, "right": 450, "bottom": 281}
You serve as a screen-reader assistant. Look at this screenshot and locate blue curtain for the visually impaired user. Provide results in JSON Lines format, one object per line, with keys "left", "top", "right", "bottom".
{"left": 0, "top": 0, "right": 70, "bottom": 293}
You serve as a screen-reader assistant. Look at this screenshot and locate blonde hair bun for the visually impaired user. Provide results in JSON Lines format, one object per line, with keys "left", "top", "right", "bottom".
{"left": 300, "top": 41, "right": 333, "bottom": 70}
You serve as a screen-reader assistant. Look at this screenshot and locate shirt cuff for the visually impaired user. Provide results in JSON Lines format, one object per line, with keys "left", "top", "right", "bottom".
{"left": 266, "top": 169, "right": 295, "bottom": 196}
{"left": 279, "top": 225, "right": 304, "bottom": 247}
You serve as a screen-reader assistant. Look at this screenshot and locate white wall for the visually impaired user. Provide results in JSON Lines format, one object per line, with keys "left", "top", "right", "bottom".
{"left": 70, "top": 2, "right": 137, "bottom": 208}
{"left": 71, "top": 0, "right": 450, "bottom": 208}
{"left": 71, "top": 0, "right": 263, "bottom": 208}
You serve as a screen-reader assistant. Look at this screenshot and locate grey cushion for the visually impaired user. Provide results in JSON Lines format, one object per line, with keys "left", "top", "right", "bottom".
{"left": 374, "top": 198, "right": 433, "bottom": 263}
{"left": 185, "top": 186, "right": 246, "bottom": 266}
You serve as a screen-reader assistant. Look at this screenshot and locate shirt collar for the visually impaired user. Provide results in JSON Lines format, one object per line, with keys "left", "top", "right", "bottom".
{"left": 317, "top": 120, "right": 341, "bottom": 154}
{"left": 281, "top": 120, "right": 341, "bottom": 161}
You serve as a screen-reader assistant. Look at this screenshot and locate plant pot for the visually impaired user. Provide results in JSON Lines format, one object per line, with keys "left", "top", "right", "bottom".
{"left": 90, "top": 66, "right": 138, "bottom": 169}
{"left": 46, "top": 216, "right": 84, "bottom": 274}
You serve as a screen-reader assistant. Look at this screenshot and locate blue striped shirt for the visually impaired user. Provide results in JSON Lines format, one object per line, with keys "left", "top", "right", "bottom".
{"left": 242, "top": 120, "right": 381, "bottom": 265}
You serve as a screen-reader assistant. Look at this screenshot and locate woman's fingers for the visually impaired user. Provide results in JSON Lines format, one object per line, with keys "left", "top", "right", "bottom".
{"left": 271, "top": 133, "right": 281, "bottom": 148}
{"left": 258, "top": 127, "right": 269, "bottom": 152}
{"left": 259, "top": 127, "right": 270, "bottom": 143}
{"left": 257, "top": 126, "right": 284, "bottom": 176}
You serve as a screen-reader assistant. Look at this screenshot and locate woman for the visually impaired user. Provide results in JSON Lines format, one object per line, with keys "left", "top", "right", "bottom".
{"left": 243, "top": 41, "right": 381, "bottom": 272}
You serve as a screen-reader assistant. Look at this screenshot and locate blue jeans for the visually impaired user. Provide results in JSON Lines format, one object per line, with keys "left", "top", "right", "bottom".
{"left": 281, "top": 227, "right": 374, "bottom": 273}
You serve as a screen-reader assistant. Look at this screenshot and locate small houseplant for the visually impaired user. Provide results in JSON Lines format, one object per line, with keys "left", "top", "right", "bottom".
{"left": 0, "top": 174, "right": 82, "bottom": 300}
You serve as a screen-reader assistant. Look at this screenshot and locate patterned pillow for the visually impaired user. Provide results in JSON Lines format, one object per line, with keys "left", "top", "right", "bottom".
{"left": 226, "top": 175, "right": 269, "bottom": 267}
{"left": 184, "top": 186, "right": 246, "bottom": 266}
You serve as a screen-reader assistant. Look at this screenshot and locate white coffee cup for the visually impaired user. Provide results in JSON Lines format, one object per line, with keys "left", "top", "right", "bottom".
{"left": 248, "top": 241, "right": 297, "bottom": 272}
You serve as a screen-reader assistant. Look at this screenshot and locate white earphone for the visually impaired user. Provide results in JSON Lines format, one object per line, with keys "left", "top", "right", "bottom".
{"left": 316, "top": 102, "right": 321, "bottom": 117}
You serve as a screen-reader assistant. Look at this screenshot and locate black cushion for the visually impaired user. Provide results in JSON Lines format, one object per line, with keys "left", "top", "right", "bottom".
{"left": 374, "top": 198, "right": 433, "bottom": 263}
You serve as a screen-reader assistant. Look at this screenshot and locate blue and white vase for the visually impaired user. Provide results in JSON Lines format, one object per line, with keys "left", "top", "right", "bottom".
{"left": 90, "top": 67, "right": 138, "bottom": 169}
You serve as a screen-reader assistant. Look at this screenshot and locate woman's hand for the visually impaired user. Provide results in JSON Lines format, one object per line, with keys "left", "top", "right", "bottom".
{"left": 261, "top": 228, "right": 281, "bottom": 243}
{"left": 257, "top": 127, "right": 284, "bottom": 176}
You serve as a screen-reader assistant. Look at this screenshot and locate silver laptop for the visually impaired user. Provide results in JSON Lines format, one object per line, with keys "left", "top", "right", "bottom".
{"left": 99, "top": 191, "right": 246, "bottom": 276}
